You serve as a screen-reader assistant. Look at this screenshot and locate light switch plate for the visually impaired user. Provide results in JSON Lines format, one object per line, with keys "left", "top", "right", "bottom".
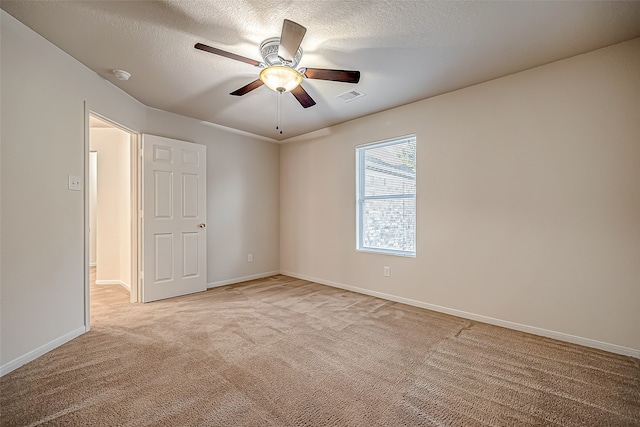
{"left": 68, "top": 175, "right": 82, "bottom": 191}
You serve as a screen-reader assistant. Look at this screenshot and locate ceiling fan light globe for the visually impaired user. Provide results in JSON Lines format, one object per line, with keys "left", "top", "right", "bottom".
{"left": 259, "top": 66, "right": 302, "bottom": 92}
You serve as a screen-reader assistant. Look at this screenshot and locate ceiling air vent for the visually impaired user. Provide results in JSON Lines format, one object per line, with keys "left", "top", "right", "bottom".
{"left": 336, "top": 89, "right": 365, "bottom": 103}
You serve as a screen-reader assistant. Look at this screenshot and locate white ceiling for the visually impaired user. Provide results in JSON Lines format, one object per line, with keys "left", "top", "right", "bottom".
{"left": 3, "top": 1, "right": 640, "bottom": 141}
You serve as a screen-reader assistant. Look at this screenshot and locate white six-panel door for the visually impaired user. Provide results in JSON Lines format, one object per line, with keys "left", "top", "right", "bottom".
{"left": 142, "top": 134, "right": 206, "bottom": 302}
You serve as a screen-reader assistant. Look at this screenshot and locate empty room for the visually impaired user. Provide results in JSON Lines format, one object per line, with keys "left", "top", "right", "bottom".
{"left": 1, "top": 1, "right": 639, "bottom": 425}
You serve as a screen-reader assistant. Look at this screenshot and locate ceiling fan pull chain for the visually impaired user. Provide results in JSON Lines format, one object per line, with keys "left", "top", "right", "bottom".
{"left": 277, "top": 90, "right": 283, "bottom": 135}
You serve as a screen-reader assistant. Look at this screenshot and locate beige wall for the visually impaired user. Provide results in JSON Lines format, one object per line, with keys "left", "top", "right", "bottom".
{"left": 1, "top": 10, "right": 146, "bottom": 371}
{"left": 1, "top": 11, "right": 280, "bottom": 373}
{"left": 90, "top": 128, "right": 131, "bottom": 290}
{"left": 280, "top": 38, "right": 640, "bottom": 355}
{"left": 89, "top": 152, "right": 98, "bottom": 265}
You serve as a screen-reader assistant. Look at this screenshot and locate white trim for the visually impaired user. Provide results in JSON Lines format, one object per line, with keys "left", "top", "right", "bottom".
{"left": 355, "top": 135, "right": 417, "bottom": 257}
{"left": 146, "top": 106, "right": 278, "bottom": 144}
{"left": 355, "top": 133, "right": 417, "bottom": 150}
{"left": 207, "top": 271, "right": 280, "bottom": 289}
{"left": 132, "top": 132, "right": 142, "bottom": 304}
{"left": 95, "top": 280, "right": 131, "bottom": 291}
{"left": 89, "top": 262, "right": 97, "bottom": 267}
{"left": 0, "top": 327, "right": 86, "bottom": 377}
{"left": 84, "top": 102, "right": 91, "bottom": 332}
{"left": 280, "top": 271, "right": 640, "bottom": 359}
{"left": 88, "top": 110, "right": 141, "bottom": 304}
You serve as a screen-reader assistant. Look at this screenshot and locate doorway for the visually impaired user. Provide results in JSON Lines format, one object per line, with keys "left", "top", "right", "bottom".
{"left": 86, "top": 112, "right": 140, "bottom": 330}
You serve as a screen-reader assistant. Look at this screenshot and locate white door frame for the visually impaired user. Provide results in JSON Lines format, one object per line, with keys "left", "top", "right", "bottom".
{"left": 84, "top": 104, "right": 141, "bottom": 331}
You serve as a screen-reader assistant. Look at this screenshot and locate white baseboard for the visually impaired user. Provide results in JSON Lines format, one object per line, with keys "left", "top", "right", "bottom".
{"left": 280, "top": 270, "right": 640, "bottom": 359}
{"left": 207, "top": 271, "right": 280, "bottom": 289}
{"left": 95, "top": 279, "right": 130, "bottom": 291}
{"left": 89, "top": 262, "right": 96, "bottom": 267}
{"left": 0, "top": 326, "right": 86, "bottom": 377}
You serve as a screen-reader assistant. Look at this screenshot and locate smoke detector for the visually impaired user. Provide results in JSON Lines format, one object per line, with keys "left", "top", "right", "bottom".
{"left": 112, "top": 69, "right": 131, "bottom": 81}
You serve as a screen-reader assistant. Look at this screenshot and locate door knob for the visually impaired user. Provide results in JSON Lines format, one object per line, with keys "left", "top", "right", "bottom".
{"left": 198, "top": 223, "right": 206, "bottom": 228}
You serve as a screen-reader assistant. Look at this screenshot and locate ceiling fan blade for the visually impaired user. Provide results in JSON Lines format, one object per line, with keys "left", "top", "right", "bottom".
{"left": 303, "top": 68, "right": 361, "bottom": 84}
{"left": 278, "top": 19, "right": 307, "bottom": 63}
{"left": 230, "top": 79, "right": 264, "bottom": 96}
{"left": 290, "top": 85, "right": 316, "bottom": 108}
{"left": 195, "top": 43, "right": 261, "bottom": 67}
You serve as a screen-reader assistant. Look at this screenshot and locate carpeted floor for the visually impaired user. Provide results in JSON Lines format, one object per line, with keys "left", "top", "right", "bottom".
{"left": 1, "top": 275, "right": 639, "bottom": 426}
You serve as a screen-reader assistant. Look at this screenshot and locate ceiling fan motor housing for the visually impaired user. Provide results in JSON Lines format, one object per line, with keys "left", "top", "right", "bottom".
{"left": 260, "top": 37, "right": 303, "bottom": 68}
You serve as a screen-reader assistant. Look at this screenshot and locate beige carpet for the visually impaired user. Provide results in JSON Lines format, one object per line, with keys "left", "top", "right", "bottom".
{"left": 1, "top": 275, "right": 639, "bottom": 426}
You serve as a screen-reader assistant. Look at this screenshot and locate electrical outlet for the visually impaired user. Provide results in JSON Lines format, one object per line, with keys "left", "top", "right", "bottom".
{"left": 247, "top": 254, "right": 253, "bottom": 263}
{"left": 384, "top": 266, "right": 391, "bottom": 277}
{"left": 68, "top": 175, "right": 82, "bottom": 191}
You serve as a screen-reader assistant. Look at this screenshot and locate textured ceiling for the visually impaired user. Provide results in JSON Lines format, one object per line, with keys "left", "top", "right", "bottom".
{"left": 3, "top": 1, "right": 640, "bottom": 141}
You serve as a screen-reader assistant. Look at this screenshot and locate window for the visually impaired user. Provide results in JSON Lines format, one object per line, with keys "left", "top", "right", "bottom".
{"left": 356, "top": 135, "right": 416, "bottom": 256}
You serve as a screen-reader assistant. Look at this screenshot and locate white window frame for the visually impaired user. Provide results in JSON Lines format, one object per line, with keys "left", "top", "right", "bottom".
{"left": 356, "top": 135, "right": 416, "bottom": 257}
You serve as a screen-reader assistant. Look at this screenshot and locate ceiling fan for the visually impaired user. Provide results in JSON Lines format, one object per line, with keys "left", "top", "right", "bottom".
{"left": 195, "top": 19, "right": 361, "bottom": 110}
